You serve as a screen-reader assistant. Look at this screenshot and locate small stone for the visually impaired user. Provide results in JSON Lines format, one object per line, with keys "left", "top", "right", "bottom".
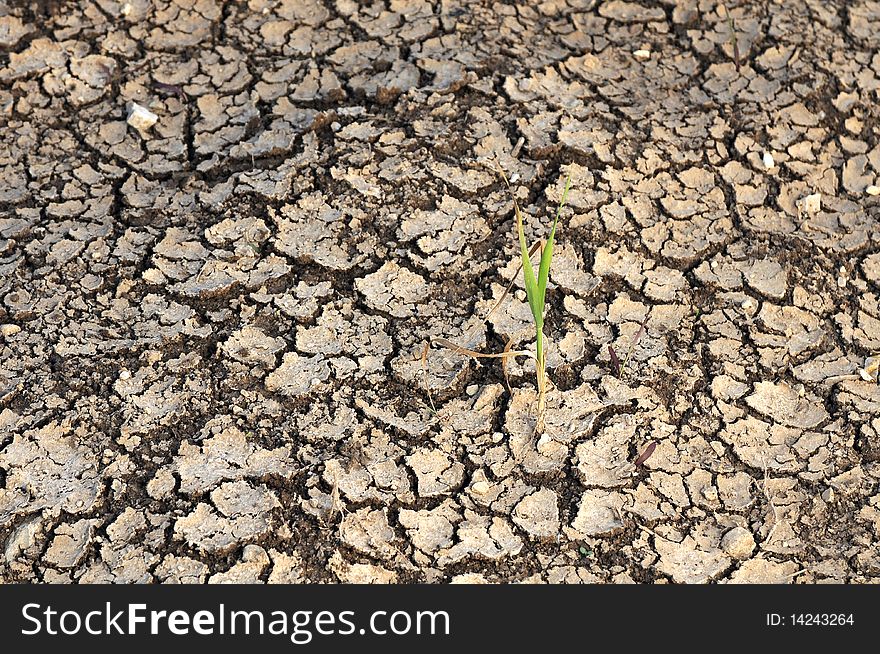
{"left": 466, "top": 384, "right": 479, "bottom": 396}
{"left": 127, "top": 102, "right": 158, "bottom": 132}
{"left": 821, "top": 487, "right": 834, "bottom": 502}
{"left": 1, "top": 324, "right": 21, "bottom": 337}
{"left": 633, "top": 49, "right": 651, "bottom": 60}
{"left": 720, "top": 527, "right": 756, "bottom": 560}
{"left": 762, "top": 152, "right": 775, "bottom": 169}
{"left": 866, "top": 185, "right": 880, "bottom": 196}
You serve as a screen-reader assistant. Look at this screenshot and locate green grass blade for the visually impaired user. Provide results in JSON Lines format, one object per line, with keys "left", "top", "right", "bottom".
{"left": 537, "top": 238, "right": 553, "bottom": 308}
{"left": 537, "top": 174, "right": 572, "bottom": 303}
{"left": 514, "top": 191, "right": 541, "bottom": 323}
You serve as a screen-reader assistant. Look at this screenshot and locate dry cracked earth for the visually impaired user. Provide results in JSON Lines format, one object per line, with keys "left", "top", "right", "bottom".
{"left": 1, "top": 0, "right": 880, "bottom": 585}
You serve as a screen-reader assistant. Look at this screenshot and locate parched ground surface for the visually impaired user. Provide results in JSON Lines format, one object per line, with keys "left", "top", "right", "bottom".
{"left": 1, "top": 0, "right": 880, "bottom": 584}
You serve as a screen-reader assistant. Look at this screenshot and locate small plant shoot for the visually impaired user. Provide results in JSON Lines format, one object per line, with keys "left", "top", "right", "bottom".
{"left": 501, "top": 168, "right": 572, "bottom": 431}
{"left": 424, "top": 169, "right": 572, "bottom": 433}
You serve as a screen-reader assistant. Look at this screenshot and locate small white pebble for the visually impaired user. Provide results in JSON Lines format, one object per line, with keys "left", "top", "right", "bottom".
{"left": 466, "top": 384, "right": 479, "bottom": 396}
{"left": 0, "top": 324, "right": 21, "bottom": 337}
{"left": 509, "top": 172, "right": 520, "bottom": 183}
{"left": 127, "top": 102, "right": 158, "bottom": 132}
{"left": 491, "top": 432, "right": 504, "bottom": 443}
{"left": 762, "top": 151, "right": 775, "bottom": 169}
{"left": 121, "top": 2, "right": 131, "bottom": 16}
{"left": 119, "top": 369, "right": 131, "bottom": 380}
{"left": 866, "top": 185, "right": 880, "bottom": 196}
{"left": 741, "top": 298, "right": 756, "bottom": 311}
{"left": 633, "top": 49, "right": 651, "bottom": 60}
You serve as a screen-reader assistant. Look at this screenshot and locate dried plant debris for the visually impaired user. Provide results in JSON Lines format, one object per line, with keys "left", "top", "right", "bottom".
{"left": 1, "top": 0, "right": 880, "bottom": 585}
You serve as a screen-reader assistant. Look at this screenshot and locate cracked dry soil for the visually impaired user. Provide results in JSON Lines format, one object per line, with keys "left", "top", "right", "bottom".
{"left": 1, "top": 0, "right": 880, "bottom": 584}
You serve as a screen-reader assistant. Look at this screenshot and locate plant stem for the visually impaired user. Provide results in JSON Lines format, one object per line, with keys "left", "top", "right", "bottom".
{"left": 536, "top": 329, "right": 543, "bottom": 374}
{"left": 535, "top": 327, "right": 546, "bottom": 431}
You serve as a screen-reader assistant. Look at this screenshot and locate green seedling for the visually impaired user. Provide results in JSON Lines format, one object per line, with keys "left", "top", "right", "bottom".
{"left": 501, "top": 168, "right": 572, "bottom": 430}
{"left": 422, "top": 169, "right": 573, "bottom": 433}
